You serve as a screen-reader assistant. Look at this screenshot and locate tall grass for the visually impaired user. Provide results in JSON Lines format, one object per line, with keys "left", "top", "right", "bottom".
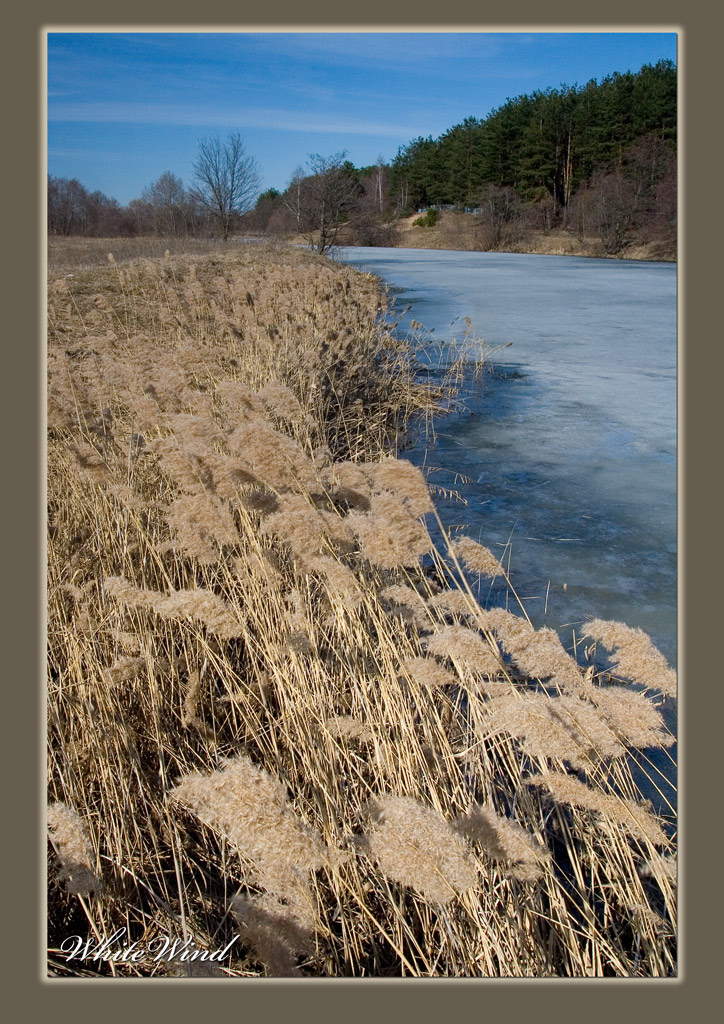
{"left": 47, "top": 238, "right": 676, "bottom": 978}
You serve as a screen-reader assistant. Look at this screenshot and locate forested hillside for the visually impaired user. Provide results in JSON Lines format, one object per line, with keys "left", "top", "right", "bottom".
{"left": 389, "top": 60, "right": 676, "bottom": 211}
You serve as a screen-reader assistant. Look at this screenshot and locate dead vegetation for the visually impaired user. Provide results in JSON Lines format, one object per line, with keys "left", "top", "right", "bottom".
{"left": 47, "top": 238, "right": 676, "bottom": 978}
{"left": 390, "top": 212, "right": 676, "bottom": 261}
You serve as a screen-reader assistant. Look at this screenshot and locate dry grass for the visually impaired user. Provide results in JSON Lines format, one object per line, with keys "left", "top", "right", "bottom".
{"left": 47, "top": 237, "right": 676, "bottom": 978}
{"left": 392, "top": 213, "right": 676, "bottom": 261}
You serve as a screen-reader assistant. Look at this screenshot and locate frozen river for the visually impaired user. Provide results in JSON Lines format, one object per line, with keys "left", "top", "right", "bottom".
{"left": 334, "top": 247, "right": 677, "bottom": 669}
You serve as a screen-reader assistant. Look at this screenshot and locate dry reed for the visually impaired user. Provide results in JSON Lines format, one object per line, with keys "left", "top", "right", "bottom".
{"left": 47, "top": 239, "right": 676, "bottom": 978}
{"left": 476, "top": 691, "right": 626, "bottom": 767}
{"left": 47, "top": 802, "right": 101, "bottom": 896}
{"left": 453, "top": 804, "right": 550, "bottom": 882}
{"left": 171, "top": 755, "right": 330, "bottom": 923}
{"left": 528, "top": 773, "right": 669, "bottom": 847}
{"left": 583, "top": 619, "right": 677, "bottom": 698}
{"left": 358, "top": 796, "right": 478, "bottom": 905}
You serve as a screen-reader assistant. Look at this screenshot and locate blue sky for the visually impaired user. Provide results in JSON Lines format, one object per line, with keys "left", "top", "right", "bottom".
{"left": 47, "top": 31, "right": 678, "bottom": 205}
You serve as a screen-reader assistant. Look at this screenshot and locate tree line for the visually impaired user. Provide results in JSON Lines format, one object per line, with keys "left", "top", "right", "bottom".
{"left": 48, "top": 144, "right": 395, "bottom": 254}
{"left": 48, "top": 59, "right": 676, "bottom": 255}
{"left": 389, "top": 60, "right": 675, "bottom": 210}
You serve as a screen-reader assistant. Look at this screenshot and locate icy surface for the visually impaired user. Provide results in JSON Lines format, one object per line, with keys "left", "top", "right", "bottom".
{"left": 335, "top": 248, "right": 677, "bottom": 666}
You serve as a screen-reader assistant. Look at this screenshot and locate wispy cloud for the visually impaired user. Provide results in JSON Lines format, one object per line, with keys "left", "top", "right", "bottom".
{"left": 244, "top": 31, "right": 509, "bottom": 70}
{"left": 48, "top": 147, "right": 126, "bottom": 161}
{"left": 49, "top": 101, "right": 421, "bottom": 137}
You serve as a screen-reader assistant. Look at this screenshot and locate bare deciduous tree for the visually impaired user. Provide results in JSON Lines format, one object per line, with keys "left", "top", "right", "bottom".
{"left": 191, "top": 133, "right": 261, "bottom": 241}
{"left": 370, "top": 156, "right": 387, "bottom": 214}
{"left": 47, "top": 175, "right": 132, "bottom": 237}
{"left": 141, "top": 172, "right": 189, "bottom": 237}
{"left": 350, "top": 159, "right": 397, "bottom": 246}
{"left": 475, "top": 184, "right": 523, "bottom": 250}
{"left": 288, "top": 152, "right": 359, "bottom": 254}
{"left": 282, "top": 165, "right": 306, "bottom": 235}
{"left": 568, "top": 136, "right": 676, "bottom": 253}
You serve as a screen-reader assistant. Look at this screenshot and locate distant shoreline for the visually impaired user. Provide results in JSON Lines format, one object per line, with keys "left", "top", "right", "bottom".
{"left": 336, "top": 214, "right": 677, "bottom": 264}
{"left": 336, "top": 240, "right": 677, "bottom": 264}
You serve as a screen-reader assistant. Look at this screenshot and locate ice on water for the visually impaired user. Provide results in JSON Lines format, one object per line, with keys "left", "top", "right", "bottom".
{"left": 336, "top": 248, "right": 677, "bottom": 665}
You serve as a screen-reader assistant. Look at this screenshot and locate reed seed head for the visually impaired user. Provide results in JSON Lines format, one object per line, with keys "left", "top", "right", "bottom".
{"left": 368, "top": 458, "right": 434, "bottom": 517}
{"left": 529, "top": 773, "right": 669, "bottom": 847}
{"left": 424, "top": 625, "right": 502, "bottom": 675}
{"left": 453, "top": 805, "right": 550, "bottom": 882}
{"left": 481, "top": 608, "right": 584, "bottom": 690}
{"left": 477, "top": 691, "right": 625, "bottom": 767}
{"left": 359, "top": 795, "right": 477, "bottom": 905}
{"left": 402, "top": 656, "right": 458, "bottom": 691}
{"left": 230, "top": 894, "right": 313, "bottom": 977}
{"left": 584, "top": 619, "right": 677, "bottom": 697}
{"left": 347, "top": 492, "right": 432, "bottom": 569}
{"left": 171, "top": 755, "right": 329, "bottom": 916}
{"left": 325, "top": 715, "right": 375, "bottom": 744}
{"left": 47, "top": 802, "right": 101, "bottom": 896}
{"left": 452, "top": 536, "right": 505, "bottom": 577}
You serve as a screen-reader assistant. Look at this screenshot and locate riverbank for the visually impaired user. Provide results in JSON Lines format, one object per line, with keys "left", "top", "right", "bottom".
{"left": 47, "top": 238, "right": 676, "bottom": 977}
{"left": 47, "top": 221, "right": 677, "bottom": 268}
{"left": 255, "top": 209, "right": 675, "bottom": 262}
{"left": 367, "top": 213, "right": 676, "bottom": 262}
